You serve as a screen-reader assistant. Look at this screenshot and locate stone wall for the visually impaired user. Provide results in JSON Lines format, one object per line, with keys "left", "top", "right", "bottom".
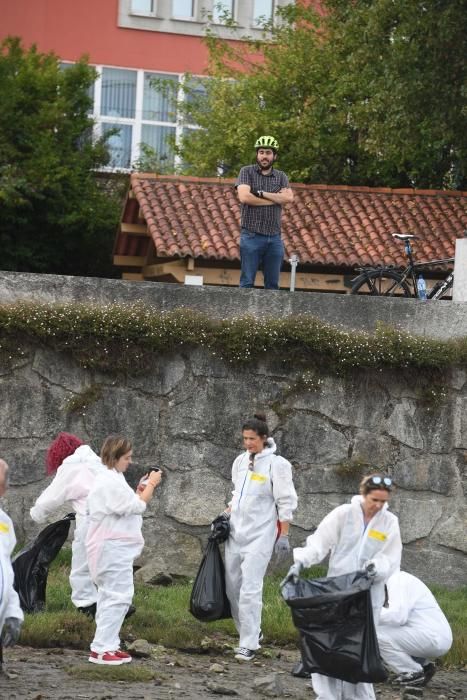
{"left": 0, "top": 272, "right": 466, "bottom": 587}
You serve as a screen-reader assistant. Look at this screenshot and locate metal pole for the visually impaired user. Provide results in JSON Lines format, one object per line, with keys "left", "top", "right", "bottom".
{"left": 289, "top": 253, "right": 299, "bottom": 292}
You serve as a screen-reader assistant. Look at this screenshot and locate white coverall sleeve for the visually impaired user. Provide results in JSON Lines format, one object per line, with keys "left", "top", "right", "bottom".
{"left": 379, "top": 573, "right": 411, "bottom": 626}
{"left": 293, "top": 507, "right": 343, "bottom": 568}
{"left": 227, "top": 455, "right": 242, "bottom": 508}
{"left": 0, "top": 514, "right": 24, "bottom": 622}
{"left": 271, "top": 457, "right": 297, "bottom": 522}
{"left": 368, "top": 516, "right": 402, "bottom": 583}
{"left": 30, "top": 465, "right": 82, "bottom": 523}
{"left": 103, "top": 480, "right": 146, "bottom": 517}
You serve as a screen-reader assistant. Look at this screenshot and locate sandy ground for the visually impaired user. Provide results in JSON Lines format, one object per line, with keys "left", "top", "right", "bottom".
{"left": 0, "top": 644, "right": 465, "bottom": 700}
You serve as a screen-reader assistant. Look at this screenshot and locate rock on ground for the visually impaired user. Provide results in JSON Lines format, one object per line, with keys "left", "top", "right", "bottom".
{"left": 0, "top": 645, "right": 465, "bottom": 700}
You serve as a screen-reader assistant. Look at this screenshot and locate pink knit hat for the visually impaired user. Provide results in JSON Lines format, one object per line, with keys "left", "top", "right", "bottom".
{"left": 46, "top": 432, "right": 84, "bottom": 475}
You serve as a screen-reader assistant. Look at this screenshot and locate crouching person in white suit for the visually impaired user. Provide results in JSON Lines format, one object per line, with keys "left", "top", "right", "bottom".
{"left": 30, "top": 432, "right": 106, "bottom": 617}
{"left": 0, "top": 459, "right": 24, "bottom": 662}
{"left": 377, "top": 570, "right": 452, "bottom": 687}
{"left": 86, "top": 435, "right": 161, "bottom": 666}
{"left": 292, "top": 474, "right": 402, "bottom": 700}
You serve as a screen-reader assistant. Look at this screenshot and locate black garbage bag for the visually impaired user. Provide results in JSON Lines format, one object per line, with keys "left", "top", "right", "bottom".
{"left": 189, "top": 537, "right": 231, "bottom": 622}
{"left": 12, "top": 513, "right": 75, "bottom": 613}
{"left": 282, "top": 570, "right": 387, "bottom": 684}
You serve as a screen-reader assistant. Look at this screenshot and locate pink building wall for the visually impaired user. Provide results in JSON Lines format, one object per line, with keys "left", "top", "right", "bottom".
{"left": 1, "top": 0, "right": 210, "bottom": 73}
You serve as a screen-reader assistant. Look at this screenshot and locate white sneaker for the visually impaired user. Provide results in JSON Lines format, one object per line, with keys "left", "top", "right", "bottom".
{"left": 234, "top": 647, "right": 255, "bottom": 661}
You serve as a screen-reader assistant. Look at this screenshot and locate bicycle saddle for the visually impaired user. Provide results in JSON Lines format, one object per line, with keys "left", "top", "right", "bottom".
{"left": 392, "top": 233, "right": 419, "bottom": 240}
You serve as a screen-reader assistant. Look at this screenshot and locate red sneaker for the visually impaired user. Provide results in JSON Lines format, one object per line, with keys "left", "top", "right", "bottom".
{"left": 88, "top": 650, "right": 124, "bottom": 665}
{"left": 114, "top": 650, "right": 132, "bottom": 663}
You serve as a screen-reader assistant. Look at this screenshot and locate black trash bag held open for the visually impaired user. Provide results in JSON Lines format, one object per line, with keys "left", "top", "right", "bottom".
{"left": 282, "top": 570, "right": 387, "bottom": 684}
{"left": 12, "top": 513, "right": 74, "bottom": 613}
{"left": 189, "top": 537, "right": 231, "bottom": 622}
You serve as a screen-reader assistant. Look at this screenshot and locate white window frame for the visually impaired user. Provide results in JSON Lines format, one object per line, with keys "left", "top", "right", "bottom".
{"left": 171, "top": 0, "right": 196, "bottom": 20}
{"left": 130, "top": 0, "right": 157, "bottom": 16}
{"left": 85, "top": 63, "right": 206, "bottom": 172}
{"left": 251, "top": 0, "right": 275, "bottom": 28}
{"left": 212, "top": 1, "right": 235, "bottom": 25}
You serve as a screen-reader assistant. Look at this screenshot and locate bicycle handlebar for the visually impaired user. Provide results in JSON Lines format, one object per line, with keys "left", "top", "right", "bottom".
{"left": 392, "top": 233, "right": 419, "bottom": 240}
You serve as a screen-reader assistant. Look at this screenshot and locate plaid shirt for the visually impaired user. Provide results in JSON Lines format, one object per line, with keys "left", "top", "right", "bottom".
{"left": 236, "top": 164, "right": 289, "bottom": 235}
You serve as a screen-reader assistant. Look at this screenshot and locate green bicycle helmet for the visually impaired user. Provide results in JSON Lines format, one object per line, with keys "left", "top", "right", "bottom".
{"left": 254, "top": 135, "right": 279, "bottom": 151}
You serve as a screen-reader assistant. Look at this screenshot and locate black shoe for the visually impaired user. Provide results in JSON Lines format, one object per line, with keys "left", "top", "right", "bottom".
{"left": 393, "top": 670, "right": 425, "bottom": 686}
{"left": 292, "top": 661, "right": 310, "bottom": 678}
{"left": 78, "top": 603, "right": 96, "bottom": 619}
{"left": 124, "top": 604, "right": 136, "bottom": 620}
{"left": 422, "top": 662, "right": 436, "bottom": 686}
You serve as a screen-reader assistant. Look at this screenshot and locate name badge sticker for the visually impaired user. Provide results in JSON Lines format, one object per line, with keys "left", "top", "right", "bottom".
{"left": 0, "top": 522, "right": 10, "bottom": 534}
{"left": 250, "top": 473, "right": 267, "bottom": 483}
{"left": 368, "top": 529, "right": 387, "bottom": 541}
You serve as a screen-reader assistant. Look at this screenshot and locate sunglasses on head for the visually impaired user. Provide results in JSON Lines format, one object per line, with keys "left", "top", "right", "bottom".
{"left": 366, "top": 476, "right": 392, "bottom": 489}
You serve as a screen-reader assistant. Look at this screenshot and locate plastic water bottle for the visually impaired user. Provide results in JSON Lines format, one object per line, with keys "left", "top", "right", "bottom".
{"left": 417, "top": 275, "right": 427, "bottom": 300}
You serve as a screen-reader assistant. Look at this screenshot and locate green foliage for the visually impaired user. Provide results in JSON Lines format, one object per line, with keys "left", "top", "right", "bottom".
{"left": 335, "top": 458, "right": 372, "bottom": 479}
{"left": 68, "top": 665, "right": 160, "bottom": 682}
{"left": 178, "top": 2, "right": 467, "bottom": 188}
{"left": 63, "top": 383, "right": 104, "bottom": 415}
{"left": 0, "top": 37, "right": 125, "bottom": 276}
{"left": 0, "top": 300, "right": 466, "bottom": 377}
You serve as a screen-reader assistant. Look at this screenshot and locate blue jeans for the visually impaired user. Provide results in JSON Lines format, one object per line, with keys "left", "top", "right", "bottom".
{"left": 239, "top": 228, "right": 284, "bottom": 289}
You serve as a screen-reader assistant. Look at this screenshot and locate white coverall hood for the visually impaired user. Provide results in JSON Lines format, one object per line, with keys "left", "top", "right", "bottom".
{"left": 29, "top": 444, "right": 105, "bottom": 608}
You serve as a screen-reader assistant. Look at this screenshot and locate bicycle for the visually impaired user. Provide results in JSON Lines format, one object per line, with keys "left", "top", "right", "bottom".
{"left": 350, "top": 233, "right": 455, "bottom": 299}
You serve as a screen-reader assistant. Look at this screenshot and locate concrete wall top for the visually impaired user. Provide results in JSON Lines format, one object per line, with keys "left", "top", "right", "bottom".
{"left": 1, "top": 270, "right": 467, "bottom": 339}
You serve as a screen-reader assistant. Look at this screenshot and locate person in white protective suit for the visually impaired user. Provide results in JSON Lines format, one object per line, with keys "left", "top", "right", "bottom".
{"left": 86, "top": 435, "right": 161, "bottom": 666}
{"left": 215, "top": 413, "right": 297, "bottom": 662}
{"left": 30, "top": 432, "right": 105, "bottom": 617}
{"left": 376, "top": 570, "right": 452, "bottom": 687}
{"left": 290, "top": 474, "right": 402, "bottom": 700}
{"left": 0, "top": 458, "right": 24, "bottom": 665}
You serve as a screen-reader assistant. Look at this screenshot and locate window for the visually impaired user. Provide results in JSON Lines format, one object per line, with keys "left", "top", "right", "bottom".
{"left": 101, "top": 67, "right": 137, "bottom": 119}
{"left": 130, "top": 0, "right": 155, "bottom": 14}
{"left": 212, "top": 1, "right": 234, "bottom": 23}
{"left": 141, "top": 124, "right": 176, "bottom": 167}
{"left": 79, "top": 63, "right": 207, "bottom": 171}
{"left": 143, "top": 73, "right": 178, "bottom": 121}
{"left": 102, "top": 123, "right": 133, "bottom": 169}
{"left": 253, "top": 0, "right": 274, "bottom": 26}
{"left": 172, "top": 0, "right": 194, "bottom": 19}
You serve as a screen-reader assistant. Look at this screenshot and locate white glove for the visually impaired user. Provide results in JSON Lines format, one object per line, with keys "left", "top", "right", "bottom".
{"left": 280, "top": 561, "right": 303, "bottom": 587}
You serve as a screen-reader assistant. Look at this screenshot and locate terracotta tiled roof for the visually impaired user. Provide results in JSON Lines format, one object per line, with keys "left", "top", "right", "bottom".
{"left": 115, "top": 174, "right": 467, "bottom": 271}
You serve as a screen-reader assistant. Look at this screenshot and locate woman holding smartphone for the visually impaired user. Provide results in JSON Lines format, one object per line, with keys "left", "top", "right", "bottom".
{"left": 86, "top": 435, "right": 161, "bottom": 666}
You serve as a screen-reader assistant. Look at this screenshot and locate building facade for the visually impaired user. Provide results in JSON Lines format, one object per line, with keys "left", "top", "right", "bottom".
{"left": 2, "top": 0, "right": 295, "bottom": 169}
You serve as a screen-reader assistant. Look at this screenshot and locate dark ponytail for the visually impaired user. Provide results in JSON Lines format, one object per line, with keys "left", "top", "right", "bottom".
{"left": 242, "top": 412, "right": 269, "bottom": 438}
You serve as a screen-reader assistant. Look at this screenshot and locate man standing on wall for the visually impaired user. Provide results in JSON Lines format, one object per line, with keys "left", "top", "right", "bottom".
{"left": 236, "top": 136, "right": 293, "bottom": 289}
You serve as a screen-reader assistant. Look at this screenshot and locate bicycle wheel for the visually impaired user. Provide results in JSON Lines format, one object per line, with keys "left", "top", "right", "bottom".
{"left": 351, "top": 269, "right": 412, "bottom": 297}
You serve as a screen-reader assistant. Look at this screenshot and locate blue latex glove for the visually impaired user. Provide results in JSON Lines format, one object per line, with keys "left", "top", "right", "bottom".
{"left": 1, "top": 617, "right": 22, "bottom": 647}
{"left": 274, "top": 534, "right": 291, "bottom": 562}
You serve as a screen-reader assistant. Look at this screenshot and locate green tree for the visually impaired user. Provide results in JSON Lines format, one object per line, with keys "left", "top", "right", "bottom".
{"left": 178, "top": 2, "right": 467, "bottom": 189}
{"left": 0, "top": 37, "right": 125, "bottom": 276}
